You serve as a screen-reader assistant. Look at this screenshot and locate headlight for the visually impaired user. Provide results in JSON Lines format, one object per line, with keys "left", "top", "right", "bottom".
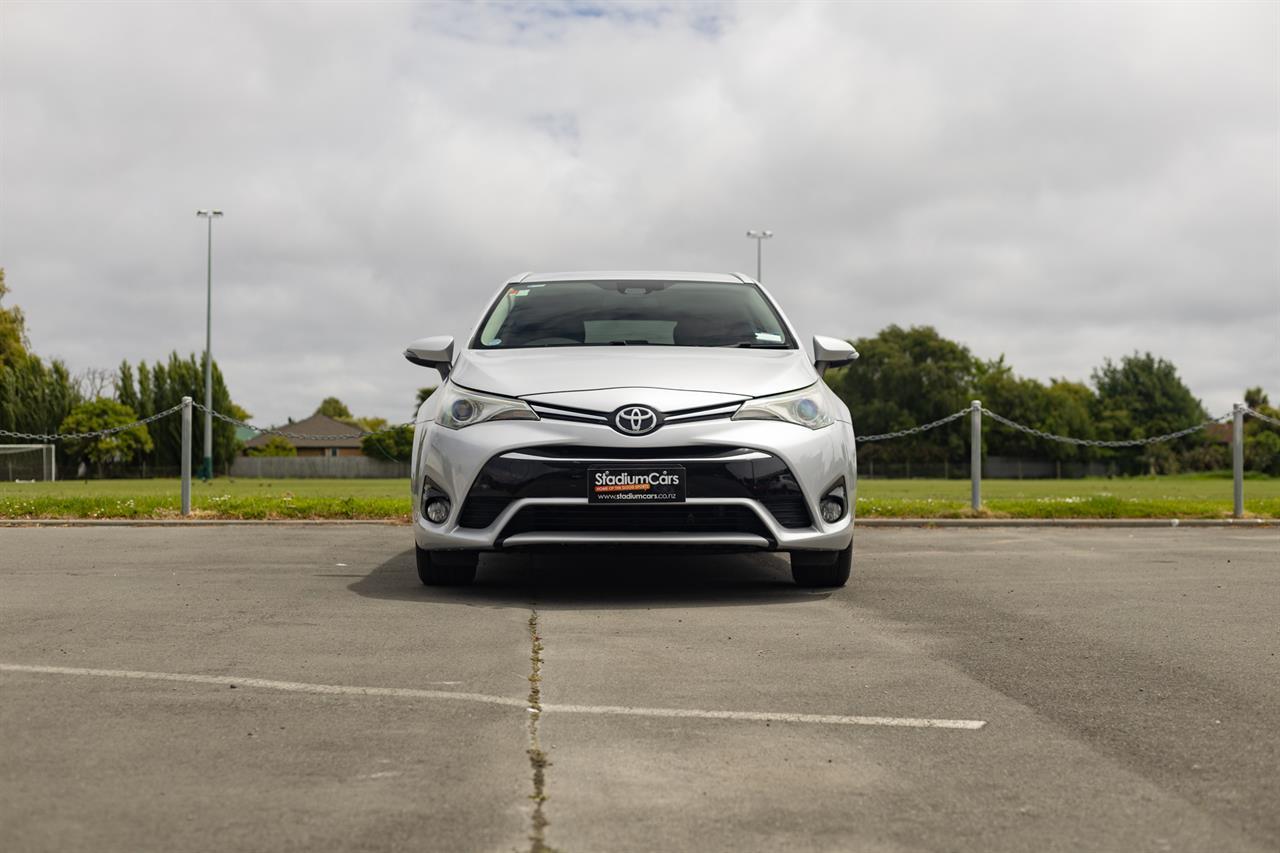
{"left": 434, "top": 385, "right": 539, "bottom": 429}
{"left": 731, "top": 382, "right": 834, "bottom": 429}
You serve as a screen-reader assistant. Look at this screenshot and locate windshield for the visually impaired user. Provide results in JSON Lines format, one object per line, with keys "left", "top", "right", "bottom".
{"left": 472, "top": 280, "right": 795, "bottom": 350}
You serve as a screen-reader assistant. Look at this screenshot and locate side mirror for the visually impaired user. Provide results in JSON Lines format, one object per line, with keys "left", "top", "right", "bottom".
{"left": 404, "top": 335, "right": 455, "bottom": 380}
{"left": 813, "top": 335, "right": 858, "bottom": 375}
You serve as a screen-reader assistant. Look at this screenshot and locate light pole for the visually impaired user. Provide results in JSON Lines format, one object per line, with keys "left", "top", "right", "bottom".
{"left": 196, "top": 209, "right": 223, "bottom": 481}
{"left": 745, "top": 229, "right": 773, "bottom": 281}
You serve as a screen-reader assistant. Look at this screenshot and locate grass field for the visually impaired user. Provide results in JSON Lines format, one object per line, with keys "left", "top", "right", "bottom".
{"left": 1, "top": 474, "right": 1277, "bottom": 520}
{"left": 0, "top": 478, "right": 408, "bottom": 520}
{"left": 856, "top": 473, "right": 1280, "bottom": 519}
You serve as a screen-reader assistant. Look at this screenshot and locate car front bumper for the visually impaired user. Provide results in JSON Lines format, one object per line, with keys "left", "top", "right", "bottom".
{"left": 411, "top": 416, "right": 856, "bottom": 552}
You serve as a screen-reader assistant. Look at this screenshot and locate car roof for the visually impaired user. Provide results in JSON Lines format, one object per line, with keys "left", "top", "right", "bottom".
{"left": 510, "top": 270, "right": 754, "bottom": 284}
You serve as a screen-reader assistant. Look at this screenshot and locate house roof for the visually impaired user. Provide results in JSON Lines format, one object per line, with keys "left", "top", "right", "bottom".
{"left": 1203, "top": 422, "right": 1232, "bottom": 445}
{"left": 242, "top": 412, "right": 367, "bottom": 449}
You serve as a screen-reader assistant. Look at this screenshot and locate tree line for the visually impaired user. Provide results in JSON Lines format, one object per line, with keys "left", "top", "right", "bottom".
{"left": 2, "top": 269, "right": 246, "bottom": 475}
{"left": 825, "top": 325, "right": 1279, "bottom": 475}
{"left": 2, "top": 270, "right": 1276, "bottom": 476}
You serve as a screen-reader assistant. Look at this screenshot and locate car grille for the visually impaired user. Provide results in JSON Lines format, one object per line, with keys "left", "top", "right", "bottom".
{"left": 497, "top": 504, "right": 772, "bottom": 540}
{"left": 456, "top": 448, "right": 813, "bottom": 530}
{"left": 527, "top": 400, "right": 741, "bottom": 429}
{"left": 508, "top": 444, "right": 756, "bottom": 460}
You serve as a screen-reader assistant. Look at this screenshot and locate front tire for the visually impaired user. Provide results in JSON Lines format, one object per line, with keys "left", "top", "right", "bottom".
{"left": 789, "top": 543, "right": 852, "bottom": 588}
{"left": 416, "top": 547, "right": 478, "bottom": 586}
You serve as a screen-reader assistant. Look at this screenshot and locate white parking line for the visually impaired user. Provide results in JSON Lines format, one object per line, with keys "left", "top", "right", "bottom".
{"left": 541, "top": 702, "right": 986, "bottom": 729}
{"left": 0, "top": 663, "right": 527, "bottom": 707}
{"left": 0, "top": 662, "right": 986, "bottom": 731}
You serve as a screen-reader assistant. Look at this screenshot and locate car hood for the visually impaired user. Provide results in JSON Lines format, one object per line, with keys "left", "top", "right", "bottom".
{"left": 451, "top": 347, "right": 817, "bottom": 405}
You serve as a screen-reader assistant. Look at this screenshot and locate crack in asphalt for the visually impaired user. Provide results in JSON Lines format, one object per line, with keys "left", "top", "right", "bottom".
{"left": 526, "top": 609, "right": 559, "bottom": 853}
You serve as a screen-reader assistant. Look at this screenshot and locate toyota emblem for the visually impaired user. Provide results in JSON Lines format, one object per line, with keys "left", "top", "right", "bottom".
{"left": 612, "top": 405, "right": 661, "bottom": 436}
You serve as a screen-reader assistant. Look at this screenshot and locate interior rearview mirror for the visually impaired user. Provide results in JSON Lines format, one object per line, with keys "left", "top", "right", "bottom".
{"left": 813, "top": 335, "right": 858, "bottom": 375}
{"left": 404, "top": 335, "right": 455, "bottom": 380}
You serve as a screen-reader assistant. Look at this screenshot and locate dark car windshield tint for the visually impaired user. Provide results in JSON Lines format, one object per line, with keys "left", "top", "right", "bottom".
{"left": 473, "top": 280, "right": 795, "bottom": 349}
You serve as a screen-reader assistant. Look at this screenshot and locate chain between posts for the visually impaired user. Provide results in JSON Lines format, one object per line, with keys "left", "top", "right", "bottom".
{"left": 0, "top": 403, "right": 413, "bottom": 443}
{"left": 2, "top": 402, "right": 1268, "bottom": 446}
{"left": 1244, "top": 406, "right": 1280, "bottom": 429}
{"left": 855, "top": 408, "right": 971, "bottom": 443}
{"left": 981, "top": 408, "right": 1232, "bottom": 448}
{"left": 0, "top": 403, "right": 187, "bottom": 442}
{"left": 857, "top": 406, "right": 1257, "bottom": 446}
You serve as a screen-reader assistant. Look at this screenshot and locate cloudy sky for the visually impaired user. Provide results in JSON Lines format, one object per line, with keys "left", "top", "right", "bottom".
{"left": 1, "top": 0, "right": 1276, "bottom": 426}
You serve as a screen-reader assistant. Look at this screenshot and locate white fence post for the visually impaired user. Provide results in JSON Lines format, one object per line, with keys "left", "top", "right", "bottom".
{"left": 1233, "top": 402, "right": 1244, "bottom": 519}
{"left": 970, "top": 400, "right": 982, "bottom": 511}
{"left": 181, "top": 397, "right": 192, "bottom": 516}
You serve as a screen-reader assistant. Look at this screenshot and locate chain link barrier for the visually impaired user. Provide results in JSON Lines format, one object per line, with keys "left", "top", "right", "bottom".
{"left": 852, "top": 405, "right": 1253, "bottom": 447}
{"left": 1244, "top": 406, "right": 1280, "bottom": 429}
{"left": 855, "top": 408, "right": 970, "bottom": 443}
{"left": 0, "top": 402, "right": 413, "bottom": 443}
{"left": 2, "top": 400, "right": 1272, "bottom": 446}
{"left": 982, "top": 408, "right": 1232, "bottom": 448}
{"left": 0, "top": 403, "right": 187, "bottom": 442}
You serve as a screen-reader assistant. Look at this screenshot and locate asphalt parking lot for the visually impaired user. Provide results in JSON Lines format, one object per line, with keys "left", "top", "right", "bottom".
{"left": 1, "top": 526, "right": 1277, "bottom": 853}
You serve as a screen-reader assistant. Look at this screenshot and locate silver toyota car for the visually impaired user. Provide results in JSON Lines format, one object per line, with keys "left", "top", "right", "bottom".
{"left": 404, "top": 271, "right": 859, "bottom": 588}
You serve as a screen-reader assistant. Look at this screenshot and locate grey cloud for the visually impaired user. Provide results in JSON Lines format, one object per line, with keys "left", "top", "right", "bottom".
{"left": 1, "top": 0, "right": 1275, "bottom": 426}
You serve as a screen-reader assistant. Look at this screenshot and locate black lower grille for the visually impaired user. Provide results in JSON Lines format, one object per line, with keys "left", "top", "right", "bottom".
{"left": 498, "top": 504, "right": 773, "bottom": 540}
{"left": 457, "top": 450, "right": 814, "bottom": 530}
{"left": 457, "top": 496, "right": 512, "bottom": 528}
{"left": 761, "top": 497, "right": 811, "bottom": 528}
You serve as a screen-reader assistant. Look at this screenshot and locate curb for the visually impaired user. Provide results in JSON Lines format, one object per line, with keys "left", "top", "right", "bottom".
{"left": 0, "top": 519, "right": 407, "bottom": 527}
{"left": 0, "top": 518, "right": 1272, "bottom": 529}
{"left": 855, "top": 518, "right": 1275, "bottom": 529}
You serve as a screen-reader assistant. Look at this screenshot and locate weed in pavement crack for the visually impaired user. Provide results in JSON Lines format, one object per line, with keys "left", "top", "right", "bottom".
{"left": 526, "top": 610, "right": 559, "bottom": 853}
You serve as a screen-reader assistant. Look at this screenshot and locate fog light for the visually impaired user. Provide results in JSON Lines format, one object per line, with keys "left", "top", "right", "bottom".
{"left": 425, "top": 497, "right": 450, "bottom": 524}
{"left": 820, "top": 498, "right": 844, "bottom": 523}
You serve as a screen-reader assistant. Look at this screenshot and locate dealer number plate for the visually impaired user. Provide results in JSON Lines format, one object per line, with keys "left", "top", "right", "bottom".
{"left": 587, "top": 465, "right": 687, "bottom": 504}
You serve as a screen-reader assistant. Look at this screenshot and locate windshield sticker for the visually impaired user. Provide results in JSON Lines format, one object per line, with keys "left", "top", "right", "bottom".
{"left": 755, "top": 332, "right": 784, "bottom": 342}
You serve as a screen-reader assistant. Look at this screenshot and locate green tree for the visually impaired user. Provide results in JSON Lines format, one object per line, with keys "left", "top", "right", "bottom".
{"left": 246, "top": 435, "right": 297, "bottom": 457}
{"left": 0, "top": 269, "right": 82, "bottom": 461}
{"left": 59, "top": 398, "right": 153, "bottom": 478}
{"left": 0, "top": 354, "right": 82, "bottom": 466}
{"left": 826, "top": 325, "right": 979, "bottom": 463}
{"left": 1091, "top": 352, "right": 1207, "bottom": 474}
{"left": 974, "top": 357, "right": 1049, "bottom": 458}
{"left": 0, "top": 268, "right": 30, "bottom": 368}
{"left": 354, "top": 416, "right": 388, "bottom": 432}
{"left": 973, "top": 360, "right": 1100, "bottom": 461}
{"left": 362, "top": 424, "right": 414, "bottom": 462}
{"left": 1245, "top": 431, "right": 1280, "bottom": 475}
{"left": 1041, "top": 380, "right": 1099, "bottom": 461}
{"left": 1241, "top": 387, "right": 1280, "bottom": 475}
{"left": 316, "top": 397, "right": 353, "bottom": 420}
{"left": 116, "top": 360, "right": 139, "bottom": 415}
{"left": 115, "top": 352, "right": 242, "bottom": 471}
